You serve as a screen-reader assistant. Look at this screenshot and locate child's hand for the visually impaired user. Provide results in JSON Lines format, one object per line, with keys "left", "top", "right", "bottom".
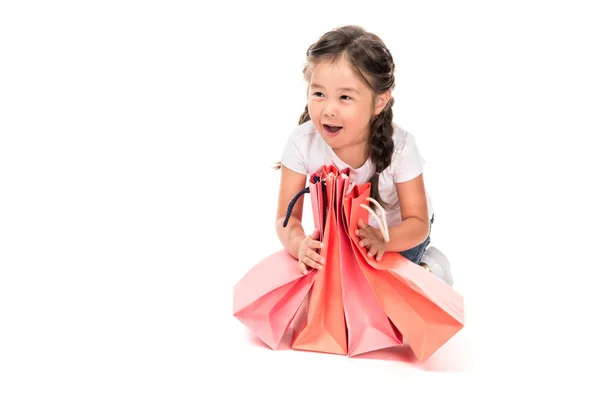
{"left": 297, "top": 228, "right": 325, "bottom": 275}
{"left": 355, "top": 218, "right": 387, "bottom": 262}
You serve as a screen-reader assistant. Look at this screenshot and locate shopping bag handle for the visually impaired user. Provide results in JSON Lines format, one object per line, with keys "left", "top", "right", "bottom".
{"left": 343, "top": 177, "right": 390, "bottom": 242}
{"left": 360, "top": 197, "right": 390, "bottom": 243}
{"left": 282, "top": 175, "right": 325, "bottom": 228}
{"left": 282, "top": 175, "right": 390, "bottom": 244}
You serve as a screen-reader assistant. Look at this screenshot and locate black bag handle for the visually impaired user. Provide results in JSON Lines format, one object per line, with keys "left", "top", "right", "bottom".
{"left": 282, "top": 175, "right": 325, "bottom": 228}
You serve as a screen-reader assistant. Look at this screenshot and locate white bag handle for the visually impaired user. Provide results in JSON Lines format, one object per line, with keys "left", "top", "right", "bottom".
{"left": 360, "top": 197, "right": 389, "bottom": 243}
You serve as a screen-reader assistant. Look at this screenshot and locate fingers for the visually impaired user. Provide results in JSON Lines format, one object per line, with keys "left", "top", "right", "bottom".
{"left": 365, "top": 246, "right": 386, "bottom": 261}
{"left": 357, "top": 236, "right": 374, "bottom": 257}
{"left": 298, "top": 233, "right": 325, "bottom": 275}
{"left": 301, "top": 253, "right": 323, "bottom": 270}
{"left": 366, "top": 246, "right": 382, "bottom": 259}
{"left": 305, "top": 248, "right": 325, "bottom": 269}
{"left": 307, "top": 237, "right": 324, "bottom": 250}
{"left": 298, "top": 258, "right": 322, "bottom": 275}
{"left": 297, "top": 246, "right": 311, "bottom": 275}
{"left": 305, "top": 229, "right": 324, "bottom": 250}
{"left": 356, "top": 220, "right": 372, "bottom": 238}
{"left": 298, "top": 260, "right": 309, "bottom": 275}
{"left": 359, "top": 238, "right": 385, "bottom": 261}
{"left": 375, "top": 248, "right": 385, "bottom": 262}
{"left": 298, "top": 249, "right": 323, "bottom": 274}
{"left": 358, "top": 237, "right": 371, "bottom": 248}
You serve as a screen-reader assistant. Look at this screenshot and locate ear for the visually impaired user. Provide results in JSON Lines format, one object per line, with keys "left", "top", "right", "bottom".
{"left": 373, "top": 90, "right": 392, "bottom": 116}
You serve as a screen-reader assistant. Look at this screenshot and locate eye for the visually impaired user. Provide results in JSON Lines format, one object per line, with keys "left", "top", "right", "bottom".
{"left": 312, "top": 92, "right": 324, "bottom": 97}
{"left": 341, "top": 95, "right": 352, "bottom": 100}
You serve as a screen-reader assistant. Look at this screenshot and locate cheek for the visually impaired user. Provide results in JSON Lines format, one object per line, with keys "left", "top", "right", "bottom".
{"left": 343, "top": 108, "right": 362, "bottom": 126}
{"left": 307, "top": 102, "right": 320, "bottom": 127}
{"left": 307, "top": 100, "right": 320, "bottom": 115}
{"left": 350, "top": 107, "right": 372, "bottom": 125}
{"left": 308, "top": 105, "right": 323, "bottom": 126}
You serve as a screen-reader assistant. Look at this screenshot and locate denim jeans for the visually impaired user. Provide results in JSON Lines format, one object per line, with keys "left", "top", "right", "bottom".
{"left": 398, "top": 214, "right": 434, "bottom": 264}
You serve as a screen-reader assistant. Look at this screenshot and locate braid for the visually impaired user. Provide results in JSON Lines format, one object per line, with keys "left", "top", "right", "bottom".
{"left": 298, "top": 104, "right": 310, "bottom": 125}
{"left": 368, "top": 97, "right": 395, "bottom": 210}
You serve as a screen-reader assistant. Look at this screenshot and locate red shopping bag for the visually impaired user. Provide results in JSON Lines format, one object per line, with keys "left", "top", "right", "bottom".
{"left": 292, "top": 166, "right": 348, "bottom": 355}
{"left": 233, "top": 169, "right": 327, "bottom": 350}
{"left": 336, "top": 171, "right": 403, "bottom": 356}
{"left": 343, "top": 182, "right": 465, "bottom": 362}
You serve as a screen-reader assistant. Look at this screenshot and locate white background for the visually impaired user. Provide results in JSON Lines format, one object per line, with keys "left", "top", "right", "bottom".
{"left": 1, "top": 0, "right": 599, "bottom": 398}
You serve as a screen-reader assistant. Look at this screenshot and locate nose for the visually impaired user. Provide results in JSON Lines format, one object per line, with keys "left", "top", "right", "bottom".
{"left": 323, "top": 101, "right": 337, "bottom": 118}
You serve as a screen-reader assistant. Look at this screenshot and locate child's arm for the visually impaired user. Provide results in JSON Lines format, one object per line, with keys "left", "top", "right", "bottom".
{"left": 275, "top": 166, "right": 310, "bottom": 259}
{"left": 386, "top": 173, "right": 430, "bottom": 252}
{"left": 356, "top": 173, "right": 430, "bottom": 261}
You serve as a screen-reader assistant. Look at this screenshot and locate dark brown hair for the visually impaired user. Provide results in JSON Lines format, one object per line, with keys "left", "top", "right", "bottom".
{"left": 276, "top": 25, "right": 397, "bottom": 210}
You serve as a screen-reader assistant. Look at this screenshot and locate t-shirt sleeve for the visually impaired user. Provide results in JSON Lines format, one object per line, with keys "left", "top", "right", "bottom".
{"left": 280, "top": 131, "right": 308, "bottom": 175}
{"left": 392, "top": 132, "right": 425, "bottom": 183}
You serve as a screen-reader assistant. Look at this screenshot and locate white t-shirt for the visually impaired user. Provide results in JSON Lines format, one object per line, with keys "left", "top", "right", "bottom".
{"left": 280, "top": 120, "right": 433, "bottom": 229}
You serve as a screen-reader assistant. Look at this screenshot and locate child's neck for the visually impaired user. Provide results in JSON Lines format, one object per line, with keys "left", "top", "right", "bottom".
{"left": 333, "top": 143, "right": 370, "bottom": 169}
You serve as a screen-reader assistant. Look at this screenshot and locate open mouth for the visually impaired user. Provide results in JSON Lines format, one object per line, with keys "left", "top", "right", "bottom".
{"left": 323, "top": 124, "right": 342, "bottom": 137}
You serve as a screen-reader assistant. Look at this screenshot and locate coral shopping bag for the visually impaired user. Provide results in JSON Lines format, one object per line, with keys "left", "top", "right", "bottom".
{"left": 292, "top": 166, "right": 347, "bottom": 355}
{"left": 336, "top": 171, "right": 403, "bottom": 356}
{"left": 343, "top": 181, "right": 465, "bottom": 362}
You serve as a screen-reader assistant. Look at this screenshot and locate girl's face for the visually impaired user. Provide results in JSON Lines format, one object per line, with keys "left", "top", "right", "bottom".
{"left": 308, "top": 57, "right": 385, "bottom": 152}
